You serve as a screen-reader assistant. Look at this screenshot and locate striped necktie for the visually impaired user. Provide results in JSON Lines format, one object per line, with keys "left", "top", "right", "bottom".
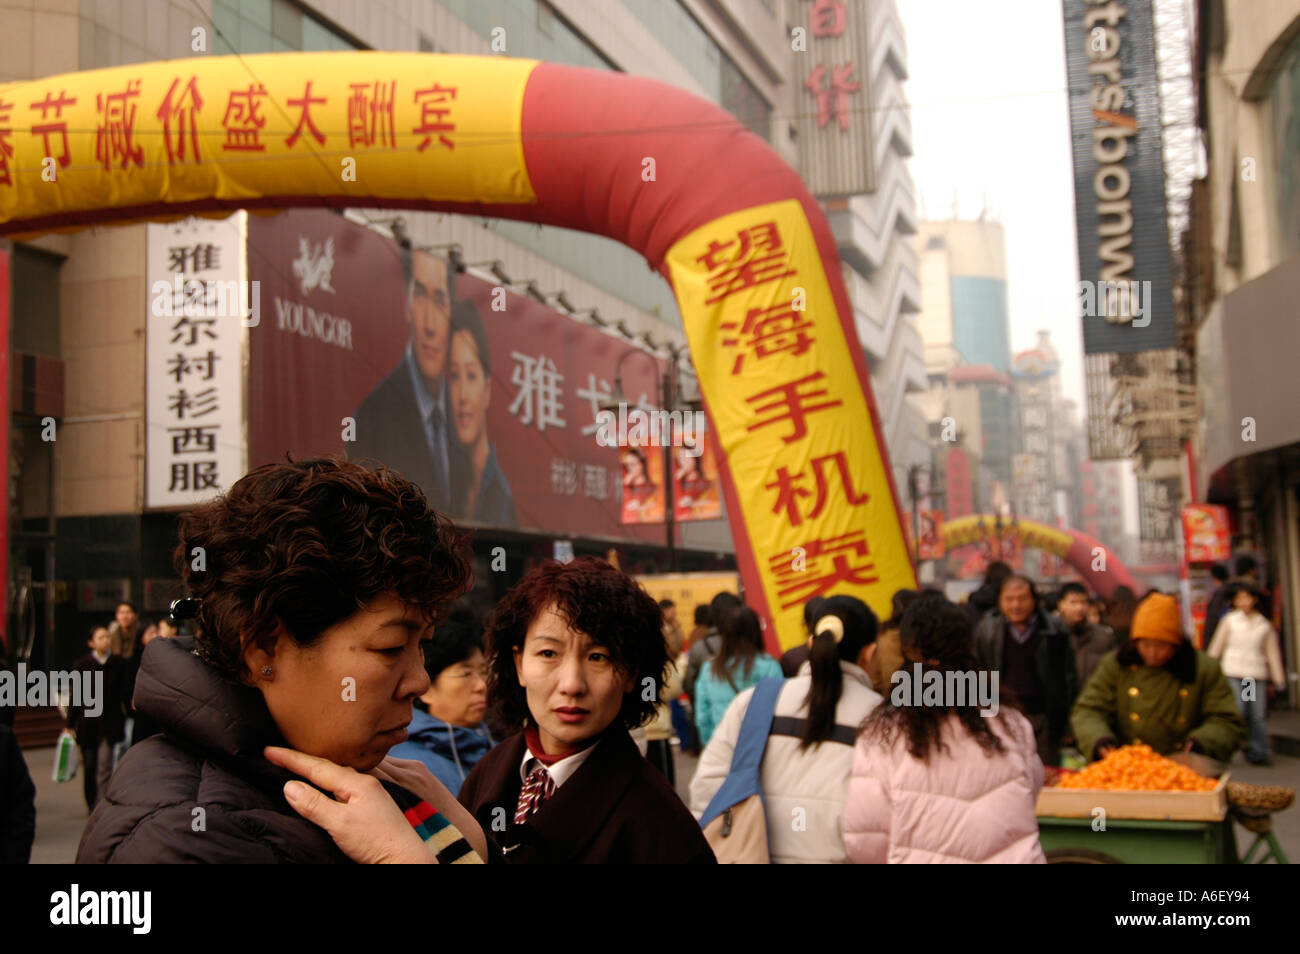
{"left": 514, "top": 764, "right": 555, "bottom": 825}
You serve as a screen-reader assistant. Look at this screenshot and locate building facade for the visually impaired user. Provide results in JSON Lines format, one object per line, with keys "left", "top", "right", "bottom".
{"left": 1186, "top": 0, "right": 1300, "bottom": 692}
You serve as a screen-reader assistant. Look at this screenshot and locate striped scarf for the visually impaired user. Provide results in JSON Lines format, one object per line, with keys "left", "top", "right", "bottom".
{"left": 402, "top": 799, "right": 481, "bottom": 864}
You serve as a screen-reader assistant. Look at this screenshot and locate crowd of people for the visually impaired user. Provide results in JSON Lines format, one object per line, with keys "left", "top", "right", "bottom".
{"left": 3, "top": 457, "right": 1280, "bottom": 864}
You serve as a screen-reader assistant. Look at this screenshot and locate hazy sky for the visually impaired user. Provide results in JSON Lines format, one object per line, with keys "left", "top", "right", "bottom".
{"left": 898, "top": 0, "right": 1086, "bottom": 411}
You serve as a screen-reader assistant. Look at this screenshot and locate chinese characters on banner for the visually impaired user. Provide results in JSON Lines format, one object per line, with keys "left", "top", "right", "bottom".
{"left": 1138, "top": 476, "right": 1180, "bottom": 541}
{"left": 793, "top": 0, "right": 874, "bottom": 197}
{"left": 145, "top": 216, "right": 247, "bottom": 507}
{"left": 667, "top": 200, "right": 915, "bottom": 649}
{"left": 0, "top": 54, "right": 538, "bottom": 229}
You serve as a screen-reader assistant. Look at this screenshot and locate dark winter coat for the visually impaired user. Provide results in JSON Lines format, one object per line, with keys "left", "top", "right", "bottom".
{"left": 1071, "top": 641, "right": 1245, "bottom": 762}
{"left": 1067, "top": 621, "right": 1119, "bottom": 688}
{"left": 66, "top": 652, "right": 130, "bottom": 747}
{"left": 77, "top": 635, "right": 413, "bottom": 864}
{"left": 1, "top": 723, "right": 36, "bottom": 864}
{"left": 973, "top": 608, "right": 1079, "bottom": 747}
{"left": 458, "top": 726, "right": 716, "bottom": 864}
{"left": 351, "top": 356, "right": 467, "bottom": 517}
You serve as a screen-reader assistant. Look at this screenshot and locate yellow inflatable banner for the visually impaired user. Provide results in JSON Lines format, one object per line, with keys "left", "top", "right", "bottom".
{"left": 667, "top": 200, "right": 915, "bottom": 648}
{"left": 0, "top": 52, "right": 537, "bottom": 234}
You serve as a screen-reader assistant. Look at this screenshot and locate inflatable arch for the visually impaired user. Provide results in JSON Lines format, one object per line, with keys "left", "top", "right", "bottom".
{"left": 941, "top": 515, "right": 1139, "bottom": 597}
{"left": 0, "top": 52, "right": 916, "bottom": 642}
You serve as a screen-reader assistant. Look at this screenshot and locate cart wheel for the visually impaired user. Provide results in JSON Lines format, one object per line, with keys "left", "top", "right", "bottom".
{"left": 1046, "top": 847, "right": 1123, "bottom": 864}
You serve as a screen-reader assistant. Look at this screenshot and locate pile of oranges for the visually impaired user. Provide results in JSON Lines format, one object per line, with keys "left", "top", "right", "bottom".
{"left": 1055, "top": 744, "right": 1218, "bottom": 792}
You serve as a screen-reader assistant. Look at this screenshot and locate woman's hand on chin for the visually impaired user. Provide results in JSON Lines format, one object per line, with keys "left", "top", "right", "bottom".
{"left": 265, "top": 746, "right": 433, "bottom": 864}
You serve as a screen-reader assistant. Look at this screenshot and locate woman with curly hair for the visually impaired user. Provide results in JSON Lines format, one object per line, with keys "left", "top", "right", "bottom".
{"left": 457, "top": 556, "right": 714, "bottom": 863}
{"left": 77, "top": 457, "right": 487, "bottom": 864}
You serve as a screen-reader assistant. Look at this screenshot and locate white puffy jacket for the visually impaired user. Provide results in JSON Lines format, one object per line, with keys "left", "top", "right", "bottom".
{"left": 1206, "top": 610, "right": 1286, "bottom": 686}
{"left": 689, "top": 661, "right": 882, "bottom": 864}
{"left": 842, "top": 709, "right": 1046, "bottom": 864}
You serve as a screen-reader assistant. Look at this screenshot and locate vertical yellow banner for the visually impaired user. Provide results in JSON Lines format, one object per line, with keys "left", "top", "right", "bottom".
{"left": 666, "top": 199, "right": 915, "bottom": 648}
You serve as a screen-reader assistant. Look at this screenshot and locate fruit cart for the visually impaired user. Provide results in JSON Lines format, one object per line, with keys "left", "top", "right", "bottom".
{"left": 1036, "top": 772, "right": 1236, "bottom": 864}
{"left": 1037, "top": 768, "right": 1295, "bottom": 864}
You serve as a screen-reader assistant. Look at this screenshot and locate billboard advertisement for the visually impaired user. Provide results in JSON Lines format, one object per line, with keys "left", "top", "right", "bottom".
{"left": 247, "top": 209, "right": 688, "bottom": 545}
{"left": 1062, "top": 0, "right": 1175, "bottom": 354}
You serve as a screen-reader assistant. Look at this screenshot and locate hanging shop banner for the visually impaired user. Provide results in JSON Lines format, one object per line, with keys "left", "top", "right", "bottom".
{"left": 667, "top": 199, "right": 915, "bottom": 646}
{"left": 144, "top": 214, "right": 247, "bottom": 508}
{"left": 1181, "top": 503, "right": 1230, "bottom": 564}
{"left": 917, "top": 510, "right": 946, "bottom": 561}
{"left": 673, "top": 427, "right": 723, "bottom": 523}
{"left": 1061, "top": 0, "right": 1175, "bottom": 354}
{"left": 620, "top": 439, "right": 667, "bottom": 526}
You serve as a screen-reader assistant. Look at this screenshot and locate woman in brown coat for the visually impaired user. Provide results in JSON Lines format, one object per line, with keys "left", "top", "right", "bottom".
{"left": 459, "top": 557, "right": 715, "bottom": 863}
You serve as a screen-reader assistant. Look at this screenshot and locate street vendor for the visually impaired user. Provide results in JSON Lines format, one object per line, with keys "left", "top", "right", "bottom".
{"left": 1071, "top": 592, "right": 1245, "bottom": 762}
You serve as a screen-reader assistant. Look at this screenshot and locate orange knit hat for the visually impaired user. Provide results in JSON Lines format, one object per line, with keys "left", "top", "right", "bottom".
{"left": 1130, "top": 592, "right": 1183, "bottom": 645}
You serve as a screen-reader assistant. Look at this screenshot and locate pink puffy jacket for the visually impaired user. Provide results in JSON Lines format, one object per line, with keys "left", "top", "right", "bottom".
{"left": 842, "top": 710, "right": 1046, "bottom": 864}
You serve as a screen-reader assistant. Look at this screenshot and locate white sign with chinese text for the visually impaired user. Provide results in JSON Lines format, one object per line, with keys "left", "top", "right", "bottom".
{"left": 145, "top": 214, "right": 248, "bottom": 508}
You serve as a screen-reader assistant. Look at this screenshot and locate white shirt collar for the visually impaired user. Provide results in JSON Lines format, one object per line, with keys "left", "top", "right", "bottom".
{"left": 519, "top": 738, "right": 599, "bottom": 790}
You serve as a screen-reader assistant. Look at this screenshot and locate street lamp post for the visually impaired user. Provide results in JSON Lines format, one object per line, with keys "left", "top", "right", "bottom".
{"left": 603, "top": 345, "right": 696, "bottom": 573}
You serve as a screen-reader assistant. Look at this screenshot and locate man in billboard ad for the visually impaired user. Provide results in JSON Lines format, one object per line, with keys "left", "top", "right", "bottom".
{"left": 248, "top": 209, "right": 672, "bottom": 546}
{"left": 351, "top": 246, "right": 467, "bottom": 515}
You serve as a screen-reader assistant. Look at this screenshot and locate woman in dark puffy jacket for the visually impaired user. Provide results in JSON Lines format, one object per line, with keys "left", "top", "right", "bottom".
{"left": 76, "top": 457, "right": 487, "bottom": 864}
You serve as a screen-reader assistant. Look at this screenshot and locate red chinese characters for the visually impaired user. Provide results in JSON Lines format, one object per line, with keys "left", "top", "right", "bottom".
{"left": 720, "top": 301, "right": 815, "bottom": 374}
{"left": 157, "top": 76, "right": 204, "bottom": 165}
{"left": 764, "top": 450, "right": 869, "bottom": 527}
{"left": 808, "top": 0, "right": 846, "bottom": 37}
{"left": 347, "top": 81, "right": 397, "bottom": 149}
{"left": 95, "top": 80, "right": 145, "bottom": 170}
{"left": 30, "top": 90, "right": 77, "bottom": 169}
{"left": 768, "top": 531, "right": 879, "bottom": 609}
{"left": 222, "top": 85, "right": 268, "bottom": 152}
{"left": 744, "top": 371, "right": 842, "bottom": 444}
{"left": 0, "top": 98, "right": 13, "bottom": 186}
{"left": 804, "top": 63, "right": 859, "bottom": 132}
{"left": 413, "top": 84, "right": 457, "bottom": 151}
{"left": 695, "top": 221, "right": 798, "bottom": 304}
{"left": 285, "top": 81, "right": 327, "bottom": 149}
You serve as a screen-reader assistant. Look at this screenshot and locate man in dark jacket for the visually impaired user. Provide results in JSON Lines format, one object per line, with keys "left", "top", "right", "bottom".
{"left": 1055, "top": 582, "right": 1118, "bottom": 689}
{"left": 67, "top": 626, "right": 130, "bottom": 811}
{"left": 350, "top": 248, "right": 467, "bottom": 516}
{"left": 973, "top": 575, "right": 1078, "bottom": 766}
{"left": 0, "top": 723, "right": 36, "bottom": 863}
{"left": 965, "top": 561, "right": 1012, "bottom": 626}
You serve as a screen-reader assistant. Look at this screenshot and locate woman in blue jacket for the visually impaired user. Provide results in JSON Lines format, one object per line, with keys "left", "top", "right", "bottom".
{"left": 694, "top": 607, "right": 783, "bottom": 746}
{"left": 389, "top": 617, "right": 495, "bottom": 795}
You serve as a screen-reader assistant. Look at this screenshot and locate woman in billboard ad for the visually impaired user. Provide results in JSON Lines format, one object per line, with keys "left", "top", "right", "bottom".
{"left": 448, "top": 299, "right": 517, "bottom": 527}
